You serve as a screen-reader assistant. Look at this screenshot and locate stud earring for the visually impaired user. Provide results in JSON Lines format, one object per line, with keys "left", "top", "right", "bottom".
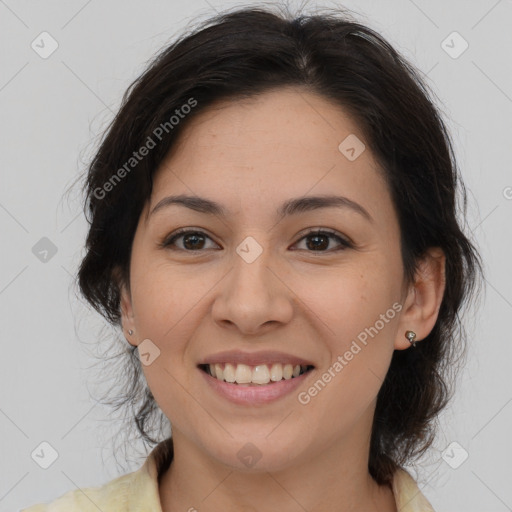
{"left": 128, "top": 329, "right": 134, "bottom": 336}
{"left": 405, "top": 330, "right": 417, "bottom": 347}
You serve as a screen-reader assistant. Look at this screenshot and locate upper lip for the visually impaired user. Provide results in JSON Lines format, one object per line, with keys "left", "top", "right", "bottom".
{"left": 198, "top": 350, "right": 315, "bottom": 367}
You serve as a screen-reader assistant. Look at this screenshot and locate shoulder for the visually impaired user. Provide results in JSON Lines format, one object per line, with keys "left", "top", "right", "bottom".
{"left": 20, "top": 471, "right": 135, "bottom": 512}
{"left": 20, "top": 438, "right": 173, "bottom": 512}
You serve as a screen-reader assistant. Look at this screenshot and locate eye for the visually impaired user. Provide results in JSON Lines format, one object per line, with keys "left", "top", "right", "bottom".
{"left": 160, "top": 227, "right": 352, "bottom": 253}
{"left": 292, "top": 229, "right": 352, "bottom": 252}
{"left": 160, "top": 228, "right": 219, "bottom": 251}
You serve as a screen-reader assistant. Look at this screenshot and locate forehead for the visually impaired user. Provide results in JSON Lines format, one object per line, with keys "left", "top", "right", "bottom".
{"left": 146, "top": 87, "right": 392, "bottom": 225}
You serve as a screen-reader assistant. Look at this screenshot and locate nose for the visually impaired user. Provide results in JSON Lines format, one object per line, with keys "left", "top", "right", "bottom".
{"left": 211, "top": 242, "right": 294, "bottom": 335}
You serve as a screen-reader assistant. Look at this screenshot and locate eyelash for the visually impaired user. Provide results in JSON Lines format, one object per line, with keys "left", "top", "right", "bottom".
{"left": 160, "top": 228, "right": 353, "bottom": 253}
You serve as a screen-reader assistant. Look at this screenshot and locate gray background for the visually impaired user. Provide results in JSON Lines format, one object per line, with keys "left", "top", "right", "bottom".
{"left": 1, "top": 0, "right": 511, "bottom": 510}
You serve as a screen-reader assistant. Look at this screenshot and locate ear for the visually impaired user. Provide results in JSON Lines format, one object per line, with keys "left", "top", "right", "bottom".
{"left": 395, "top": 247, "right": 446, "bottom": 350}
{"left": 113, "top": 266, "right": 137, "bottom": 346}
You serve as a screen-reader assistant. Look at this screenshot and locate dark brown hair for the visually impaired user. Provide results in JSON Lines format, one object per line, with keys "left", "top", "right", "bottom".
{"left": 75, "top": 4, "right": 483, "bottom": 486}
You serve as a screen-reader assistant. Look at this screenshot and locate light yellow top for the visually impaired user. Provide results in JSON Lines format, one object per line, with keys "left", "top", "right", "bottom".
{"left": 21, "top": 438, "right": 435, "bottom": 511}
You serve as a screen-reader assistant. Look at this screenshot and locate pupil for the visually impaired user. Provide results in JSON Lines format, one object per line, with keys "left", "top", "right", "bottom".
{"left": 307, "top": 234, "right": 328, "bottom": 251}
{"left": 184, "top": 233, "right": 204, "bottom": 250}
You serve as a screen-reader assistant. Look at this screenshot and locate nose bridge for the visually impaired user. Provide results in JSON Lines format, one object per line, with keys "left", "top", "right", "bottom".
{"left": 230, "top": 233, "right": 276, "bottom": 298}
{"left": 212, "top": 233, "right": 293, "bottom": 332}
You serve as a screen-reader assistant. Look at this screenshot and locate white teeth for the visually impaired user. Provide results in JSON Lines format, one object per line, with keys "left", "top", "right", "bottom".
{"left": 252, "top": 365, "right": 270, "bottom": 384}
{"left": 205, "top": 362, "right": 310, "bottom": 385}
{"left": 269, "top": 363, "right": 283, "bottom": 382}
{"left": 234, "top": 364, "right": 252, "bottom": 384}
{"left": 223, "top": 363, "right": 236, "bottom": 383}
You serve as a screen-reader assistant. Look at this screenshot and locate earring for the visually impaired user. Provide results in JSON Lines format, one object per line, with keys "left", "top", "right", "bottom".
{"left": 405, "top": 330, "right": 417, "bottom": 347}
{"left": 128, "top": 329, "right": 134, "bottom": 336}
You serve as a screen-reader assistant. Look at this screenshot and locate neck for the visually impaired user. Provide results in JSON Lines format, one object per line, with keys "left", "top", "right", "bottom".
{"left": 158, "top": 419, "right": 397, "bottom": 512}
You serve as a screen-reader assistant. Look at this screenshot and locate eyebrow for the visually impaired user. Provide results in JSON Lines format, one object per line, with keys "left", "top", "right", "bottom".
{"left": 149, "top": 194, "right": 373, "bottom": 223}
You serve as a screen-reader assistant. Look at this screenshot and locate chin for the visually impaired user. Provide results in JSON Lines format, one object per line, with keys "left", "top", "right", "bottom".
{"left": 203, "top": 435, "right": 305, "bottom": 473}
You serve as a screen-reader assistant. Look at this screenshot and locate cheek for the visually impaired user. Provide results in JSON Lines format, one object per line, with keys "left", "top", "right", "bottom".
{"left": 129, "top": 260, "right": 204, "bottom": 421}
{"left": 130, "top": 258, "right": 202, "bottom": 340}
{"left": 295, "top": 261, "right": 399, "bottom": 342}
{"left": 296, "top": 269, "right": 397, "bottom": 434}
{"left": 295, "top": 260, "right": 399, "bottom": 397}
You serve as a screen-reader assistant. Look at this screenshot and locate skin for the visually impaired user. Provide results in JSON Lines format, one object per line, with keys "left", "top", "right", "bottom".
{"left": 119, "top": 86, "right": 446, "bottom": 512}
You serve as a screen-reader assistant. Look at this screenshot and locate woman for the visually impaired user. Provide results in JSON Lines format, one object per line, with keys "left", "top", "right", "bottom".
{"left": 22, "top": 4, "right": 482, "bottom": 511}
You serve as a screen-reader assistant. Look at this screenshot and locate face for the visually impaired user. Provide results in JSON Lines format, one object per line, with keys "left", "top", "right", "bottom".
{"left": 120, "top": 87, "right": 420, "bottom": 472}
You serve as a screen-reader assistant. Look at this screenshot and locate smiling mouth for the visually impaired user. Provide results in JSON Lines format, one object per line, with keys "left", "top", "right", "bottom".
{"left": 198, "top": 363, "right": 315, "bottom": 386}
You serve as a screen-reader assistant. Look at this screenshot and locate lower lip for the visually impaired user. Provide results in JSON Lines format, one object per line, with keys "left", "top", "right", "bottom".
{"left": 199, "top": 367, "right": 314, "bottom": 405}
